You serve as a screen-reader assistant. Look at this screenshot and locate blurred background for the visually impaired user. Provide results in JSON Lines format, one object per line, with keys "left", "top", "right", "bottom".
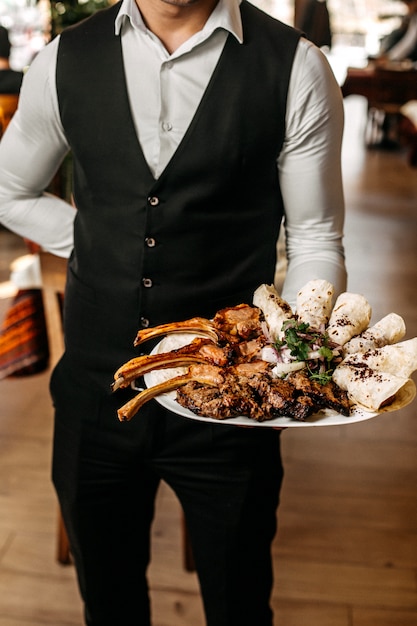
{"left": 0, "top": 0, "right": 412, "bottom": 72}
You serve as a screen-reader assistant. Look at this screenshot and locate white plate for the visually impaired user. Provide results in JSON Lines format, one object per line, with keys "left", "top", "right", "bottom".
{"left": 141, "top": 335, "right": 380, "bottom": 428}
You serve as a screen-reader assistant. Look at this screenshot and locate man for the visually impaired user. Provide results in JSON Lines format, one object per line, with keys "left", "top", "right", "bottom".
{"left": 0, "top": 26, "right": 23, "bottom": 93}
{"left": 0, "top": 0, "right": 347, "bottom": 623}
{"left": 378, "top": 0, "right": 417, "bottom": 62}
{"left": 370, "top": 0, "right": 417, "bottom": 147}
{"left": 295, "top": 0, "right": 332, "bottom": 50}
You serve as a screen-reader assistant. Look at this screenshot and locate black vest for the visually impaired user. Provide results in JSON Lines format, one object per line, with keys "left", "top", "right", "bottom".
{"left": 56, "top": 1, "right": 300, "bottom": 378}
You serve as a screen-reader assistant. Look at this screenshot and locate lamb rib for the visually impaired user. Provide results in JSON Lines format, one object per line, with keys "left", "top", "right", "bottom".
{"left": 134, "top": 318, "right": 219, "bottom": 347}
{"left": 117, "top": 364, "right": 225, "bottom": 421}
{"left": 112, "top": 338, "right": 233, "bottom": 391}
{"left": 133, "top": 304, "right": 265, "bottom": 347}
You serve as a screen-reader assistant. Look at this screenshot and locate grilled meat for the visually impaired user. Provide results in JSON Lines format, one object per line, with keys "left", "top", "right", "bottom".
{"left": 176, "top": 362, "right": 317, "bottom": 422}
{"left": 286, "top": 370, "right": 350, "bottom": 416}
{"left": 134, "top": 317, "right": 219, "bottom": 347}
{"left": 133, "top": 303, "right": 264, "bottom": 347}
{"left": 117, "top": 363, "right": 225, "bottom": 421}
{"left": 112, "top": 337, "right": 234, "bottom": 391}
{"left": 211, "top": 303, "right": 264, "bottom": 340}
{"left": 114, "top": 302, "right": 352, "bottom": 423}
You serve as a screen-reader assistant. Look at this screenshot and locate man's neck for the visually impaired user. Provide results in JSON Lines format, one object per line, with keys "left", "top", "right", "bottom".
{"left": 135, "top": 0, "right": 219, "bottom": 53}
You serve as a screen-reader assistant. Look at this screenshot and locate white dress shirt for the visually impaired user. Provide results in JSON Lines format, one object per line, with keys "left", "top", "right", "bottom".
{"left": 0, "top": 0, "right": 346, "bottom": 306}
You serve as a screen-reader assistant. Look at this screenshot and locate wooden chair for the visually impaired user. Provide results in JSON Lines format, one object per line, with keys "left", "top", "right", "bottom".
{"left": 0, "top": 93, "right": 19, "bottom": 137}
{"left": 38, "top": 251, "right": 72, "bottom": 564}
{"left": 38, "top": 251, "right": 195, "bottom": 570}
{"left": 399, "top": 114, "right": 417, "bottom": 167}
{"left": 342, "top": 66, "right": 417, "bottom": 147}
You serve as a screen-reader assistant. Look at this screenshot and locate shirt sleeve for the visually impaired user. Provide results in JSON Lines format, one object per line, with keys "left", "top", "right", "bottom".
{"left": 278, "top": 38, "right": 347, "bottom": 308}
{"left": 0, "top": 36, "right": 75, "bottom": 258}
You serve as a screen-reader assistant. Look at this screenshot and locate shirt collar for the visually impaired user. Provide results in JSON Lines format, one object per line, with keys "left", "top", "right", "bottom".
{"left": 115, "top": 0, "right": 243, "bottom": 43}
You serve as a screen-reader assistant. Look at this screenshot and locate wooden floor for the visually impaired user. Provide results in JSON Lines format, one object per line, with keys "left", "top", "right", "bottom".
{"left": 0, "top": 96, "right": 417, "bottom": 626}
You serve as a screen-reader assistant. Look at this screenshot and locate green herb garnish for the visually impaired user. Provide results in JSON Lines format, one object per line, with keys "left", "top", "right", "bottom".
{"left": 308, "top": 368, "right": 333, "bottom": 384}
{"left": 284, "top": 324, "right": 311, "bottom": 360}
{"left": 273, "top": 320, "right": 339, "bottom": 384}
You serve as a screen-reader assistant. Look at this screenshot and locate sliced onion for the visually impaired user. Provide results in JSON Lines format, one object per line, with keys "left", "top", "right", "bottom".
{"left": 260, "top": 345, "right": 279, "bottom": 363}
{"left": 271, "top": 361, "right": 306, "bottom": 377}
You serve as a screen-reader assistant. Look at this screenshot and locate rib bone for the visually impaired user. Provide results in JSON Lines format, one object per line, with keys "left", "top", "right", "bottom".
{"left": 117, "top": 364, "right": 224, "bottom": 421}
{"left": 134, "top": 318, "right": 218, "bottom": 346}
{"left": 112, "top": 338, "right": 231, "bottom": 391}
{"left": 133, "top": 304, "right": 264, "bottom": 347}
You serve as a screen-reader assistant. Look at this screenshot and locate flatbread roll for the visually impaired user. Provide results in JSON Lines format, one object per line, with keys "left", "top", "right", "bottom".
{"left": 333, "top": 337, "right": 417, "bottom": 411}
{"left": 377, "top": 379, "right": 416, "bottom": 414}
{"left": 327, "top": 292, "right": 372, "bottom": 346}
{"left": 296, "top": 279, "right": 334, "bottom": 329}
{"left": 333, "top": 366, "right": 415, "bottom": 412}
{"left": 253, "top": 284, "right": 293, "bottom": 340}
{"left": 339, "top": 337, "right": 417, "bottom": 380}
{"left": 343, "top": 313, "right": 406, "bottom": 355}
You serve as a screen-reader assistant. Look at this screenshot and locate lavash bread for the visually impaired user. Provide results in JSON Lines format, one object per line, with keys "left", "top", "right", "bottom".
{"left": 327, "top": 292, "right": 372, "bottom": 346}
{"left": 252, "top": 283, "right": 293, "bottom": 340}
{"left": 343, "top": 312, "right": 406, "bottom": 355}
{"left": 333, "top": 338, "right": 417, "bottom": 411}
{"left": 296, "top": 278, "right": 334, "bottom": 329}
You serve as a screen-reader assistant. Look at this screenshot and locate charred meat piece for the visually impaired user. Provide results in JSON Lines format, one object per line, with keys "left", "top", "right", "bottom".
{"left": 176, "top": 363, "right": 314, "bottom": 422}
{"left": 177, "top": 380, "right": 265, "bottom": 421}
{"left": 249, "top": 375, "right": 315, "bottom": 421}
{"left": 176, "top": 367, "right": 266, "bottom": 421}
{"left": 184, "top": 363, "right": 267, "bottom": 420}
{"left": 286, "top": 370, "right": 350, "bottom": 416}
{"left": 230, "top": 365, "right": 315, "bottom": 421}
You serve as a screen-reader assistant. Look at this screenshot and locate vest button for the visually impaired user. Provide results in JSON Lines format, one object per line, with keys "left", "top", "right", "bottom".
{"left": 148, "top": 196, "right": 159, "bottom": 207}
{"left": 142, "top": 278, "right": 153, "bottom": 288}
{"left": 145, "top": 237, "right": 156, "bottom": 248}
{"left": 140, "top": 317, "right": 150, "bottom": 328}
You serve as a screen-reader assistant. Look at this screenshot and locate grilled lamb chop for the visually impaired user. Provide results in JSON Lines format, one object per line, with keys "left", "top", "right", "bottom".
{"left": 117, "top": 363, "right": 225, "bottom": 421}
{"left": 134, "top": 317, "right": 219, "bottom": 346}
{"left": 112, "top": 338, "right": 234, "bottom": 391}
{"left": 133, "top": 304, "right": 264, "bottom": 347}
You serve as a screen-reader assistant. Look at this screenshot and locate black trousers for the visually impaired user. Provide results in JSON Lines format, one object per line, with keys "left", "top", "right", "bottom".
{"left": 51, "top": 358, "right": 283, "bottom": 626}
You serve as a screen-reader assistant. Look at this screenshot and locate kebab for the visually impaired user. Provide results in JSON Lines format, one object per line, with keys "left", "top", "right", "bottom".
{"left": 113, "top": 280, "right": 417, "bottom": 423}
{"left": 113, "top": 281, "right": 349, "bottom": 421}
